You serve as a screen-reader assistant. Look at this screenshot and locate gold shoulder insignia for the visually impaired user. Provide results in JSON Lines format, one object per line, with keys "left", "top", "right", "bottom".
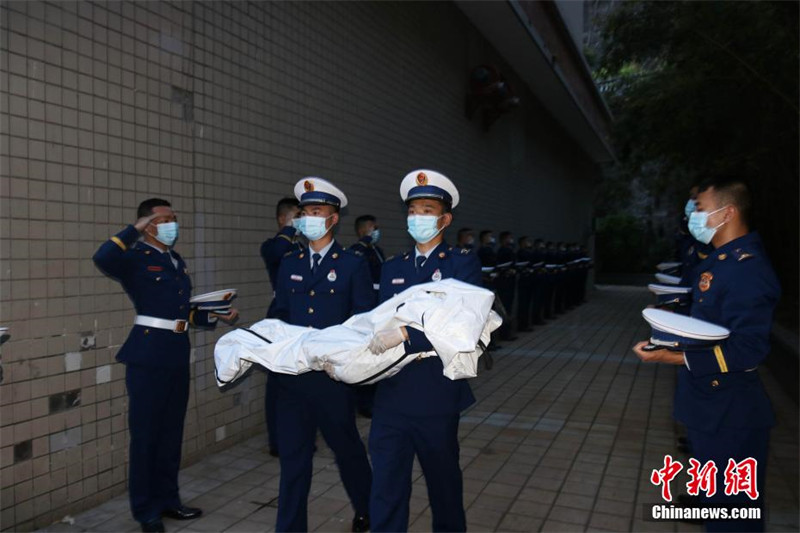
{"left": 284, "top": 251, "right": 294, "bottom": 257}
{"left": 718, "top": 253, "right": 727, "bottom": 261}
{"left": 698, "top": 251, "right": 708, "bottom": 260}
{"left": 460, "top": 248, "right": 469, "bottom": 254}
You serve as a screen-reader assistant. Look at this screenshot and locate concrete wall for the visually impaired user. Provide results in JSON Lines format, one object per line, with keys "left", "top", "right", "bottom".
{"left": 0, "top": 1, "right": 599, "bottom": 529}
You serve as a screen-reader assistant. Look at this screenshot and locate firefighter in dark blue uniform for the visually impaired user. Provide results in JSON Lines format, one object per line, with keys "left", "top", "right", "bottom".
{"left": 495, "top": 232, "right": 518, "bottom": 340}
{"left": 678, "top": 185, "right": 714, "bottom": 286}
{"left": 529, "top": 239, "right": 547, "bottom": 325}
{"left": 366, "top": 169, "right": 481, "bottom": 532}
{"left": 93, "top": 199, "right": 239, "bottom": 533}
{"left": 477, "top": 230, "right": 497, "bottom": 274}
{"left": 515, "top": 236, "right": 535, "bottom": 332}
{"left": 456, "top": 227, "right": 476, "bottom": 251}
{"left": 271, "top": 177, "right": 374, "bottom": 533}
{"left": 634, "top": 177, "right": 779, "bottom": 532}
{"left": 259, "top": 198, "right": 303, "bottom": 456}
{"left": 349, "top": 214, "right": 385, "bottom": 418}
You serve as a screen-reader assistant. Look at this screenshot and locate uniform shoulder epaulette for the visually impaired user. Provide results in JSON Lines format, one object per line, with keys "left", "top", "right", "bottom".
{"left": 459, "top": 248, "right": 470, "bottom": 255}
{"left": 341, "top": 248, "right": 360, "bottom": 258}
{"left": 285, "top": 248, "right": 302, "bottom": 258}
{"left": 733, "top": 248, "right": 756, "bottom": 262}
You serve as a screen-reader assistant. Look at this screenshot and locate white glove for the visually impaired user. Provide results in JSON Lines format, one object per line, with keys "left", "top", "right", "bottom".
{"left": 322, "top": 361, "right": 338, "bottom": 381}
{"left": 368, "top": 327, "right": 407, "bottom": 355}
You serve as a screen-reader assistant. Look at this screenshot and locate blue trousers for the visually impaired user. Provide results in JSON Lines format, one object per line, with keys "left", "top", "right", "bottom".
{"left": 687, "top": 426, "right": 769, "bottom": 532}
{"left": 265, "top": 370, "right": 279, "bottom": 452}
{"left": 274, "top": 372, "right": 371, "bottom": 532}
{"left": 126, "top": 364, "right": 189, "bottom": 523}
{"left": 369, "top": 412, "right": 466, "bottom": 532}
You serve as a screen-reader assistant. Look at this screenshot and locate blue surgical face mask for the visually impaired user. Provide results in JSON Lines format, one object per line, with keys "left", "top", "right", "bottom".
{"left": 369, "top": 228, "right": 381, "bottom": 245}
{"left": 688, "top": 205, "right": 728, "bottom": 244}
{"left": 684, "top": 199, "right": 696, "bottom": 218}
{"left": 153, "top": 221, "right": 179, "bottom": 247}
{"left": 294, "top": 215, "right": 332, "bottom": 241}
{"left": 407, "top": 215, "right": 443, "bottom": 244}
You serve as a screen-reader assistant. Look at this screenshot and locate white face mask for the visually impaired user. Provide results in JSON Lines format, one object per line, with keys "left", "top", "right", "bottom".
{"left": 688, "top": 205, "right": 729, "bottom": 244}
{"left": 407, "top": 215, "right": 443, "bottom": 244}
{"left": 294, "top": 215, "right": 333, "bottom": 241}
{"left": 149, "top": 221, "right": 179, "bottom": 247}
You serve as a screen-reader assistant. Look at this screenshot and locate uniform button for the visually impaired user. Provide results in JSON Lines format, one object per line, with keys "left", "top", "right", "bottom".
{"left": 711, "top": 379, "right": 719, "bottom": 387}
{"left": 699, "top": 298, "right": 704, "bottom": 302}
{"left": 308, "top": 307, "right": 314, "bottom": 314}
{"left": 178, "top": 290, "right": 183, "bottom": 295}
{"left": 144, "top": 329, "right": 150, "bottom": 335}
{"left": 330, "top": 289, "right": 335, "bottom": 294}
{"left": 179, "top": 305, "right": 185, "bottom": 310}
{"left": 309, "top": 290, "right": 315, "bottom": 296}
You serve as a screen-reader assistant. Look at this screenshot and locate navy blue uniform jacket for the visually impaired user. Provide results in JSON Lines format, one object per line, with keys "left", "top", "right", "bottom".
{"left": 675, "top": 232, "right": 780, "bottom": 432}
{"left": 92, "top": 225, "right": 216, "bottom": 368}
{"left": 375, "top": 242, "right": 482, "bottom": 416}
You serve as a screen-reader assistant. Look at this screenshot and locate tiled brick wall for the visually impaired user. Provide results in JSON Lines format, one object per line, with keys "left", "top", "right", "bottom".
{"left": 0, "top": 1, "right": 598, "bottom": 529}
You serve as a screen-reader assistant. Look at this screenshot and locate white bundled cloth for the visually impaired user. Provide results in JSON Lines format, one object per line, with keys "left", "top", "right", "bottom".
{"left": 214, "top": 279, "right": 502, "bottom": 387}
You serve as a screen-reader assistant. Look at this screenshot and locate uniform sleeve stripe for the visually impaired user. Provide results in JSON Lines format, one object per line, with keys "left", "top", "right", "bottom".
{"left": 110, "top": 236, "right": 127, "bottom": 250}
{"left": 713, "top": 345, "right": 728, "bottom": 373}
{"left": 277, "top": 234, "right": 293, "bottom": 242}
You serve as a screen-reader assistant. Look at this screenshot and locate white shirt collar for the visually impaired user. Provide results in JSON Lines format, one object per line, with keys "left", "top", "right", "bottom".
{"left": 309, "top": 239, "right": 335, "bottom": 267}
{"left": 414, "top": 242, "right": 442, "bottom": 261}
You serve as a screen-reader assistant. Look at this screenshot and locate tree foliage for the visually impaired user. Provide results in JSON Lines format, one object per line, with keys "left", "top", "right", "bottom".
{"left": 595, "top": 0, "right": 798, "bottom": 308}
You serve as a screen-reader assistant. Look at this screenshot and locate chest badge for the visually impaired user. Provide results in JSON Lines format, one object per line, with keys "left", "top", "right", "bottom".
{"left": 432, "top": 269, "right": 442, "bottom": 282}
{"left": 698, "top": 271, "right": 713, "bottom": 292}
{"left": 291, "top": 274, "right": 303, "bottom": 282}
{"left": 147, "top": 266, "right": 164, "bottom": 272}
{"left": 327, "top": 270, "right": 337, "bottom": 282}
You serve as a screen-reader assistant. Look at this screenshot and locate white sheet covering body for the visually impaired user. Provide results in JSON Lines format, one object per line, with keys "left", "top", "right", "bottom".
{"left": 214, "top": 279, "right": 502, "bottom": 387}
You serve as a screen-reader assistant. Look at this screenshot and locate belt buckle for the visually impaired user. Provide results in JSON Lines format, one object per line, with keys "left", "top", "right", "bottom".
{"left": 174, "top": 320, "right": 188, "bottom": 333}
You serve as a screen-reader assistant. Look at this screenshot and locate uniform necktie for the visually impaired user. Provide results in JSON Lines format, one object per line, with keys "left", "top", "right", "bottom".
{"left": 415, "top": 255, "right": 426, "bottom": 272}
{"left": 312, "top": 253, "right": 321, "bottom": 274}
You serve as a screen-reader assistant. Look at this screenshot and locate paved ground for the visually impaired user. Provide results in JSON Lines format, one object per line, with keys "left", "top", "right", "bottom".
{"left": 38, "top": 286, "right": 799, "bottom": 532}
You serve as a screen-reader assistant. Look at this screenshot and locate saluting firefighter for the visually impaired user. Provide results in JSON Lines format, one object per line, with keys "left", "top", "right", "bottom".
{"left": 271, "top": 178, "right": 374, "bottom": 533}
{"left": 93, "top": 199, "right": 239, "bottom": 533}
{"left": 634, "top": 176, "right": 780, "bottom": 533}
{"left": 366, "top": 170, "right": 482, "bottom": 532}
